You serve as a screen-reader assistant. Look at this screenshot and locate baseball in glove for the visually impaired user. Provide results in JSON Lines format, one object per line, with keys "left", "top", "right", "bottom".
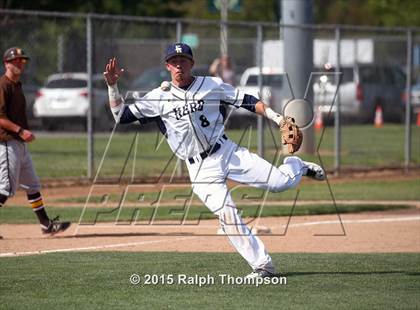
{"left": 280, "top": 116, "right": 303, "bottom": 154}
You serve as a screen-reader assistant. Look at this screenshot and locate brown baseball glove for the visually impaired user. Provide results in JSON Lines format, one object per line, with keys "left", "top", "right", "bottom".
{"left": 280, "top": 116, "right": 303, "bottom": 154}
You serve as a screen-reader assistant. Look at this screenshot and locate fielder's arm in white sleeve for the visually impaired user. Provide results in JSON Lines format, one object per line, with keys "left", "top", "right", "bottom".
{"left": 107, "top": 83, "right": 124, "bottom": 122}
{"left": 220, "top": 86, "right": 284, "bottom": 125}
{"left": 258, "top": 103, "right": 284, "bottom": 126}
{"left": 108, "top": 86, "right": 153, "bottom": 125}
{"left": 241, "top": 94, "right": 284, "bottom": 126}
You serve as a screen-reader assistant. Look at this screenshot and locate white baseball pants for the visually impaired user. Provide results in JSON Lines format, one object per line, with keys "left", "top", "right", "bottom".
{"left": 186, "top": 138, "right": 304, "bottom": 272}
{"left": 0, "top": 139, "right": 41, "bottom": 197}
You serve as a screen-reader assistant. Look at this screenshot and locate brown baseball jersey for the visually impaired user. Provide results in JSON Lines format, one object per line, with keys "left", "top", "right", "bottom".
{"left": 0, "top": 74, "right": 29, "bottom": 141}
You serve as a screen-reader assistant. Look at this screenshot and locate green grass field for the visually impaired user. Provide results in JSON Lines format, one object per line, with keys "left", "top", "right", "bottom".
{"left": 3, "top": 126, "right": 419, "bottom": 309}
{"left": 29, "top": 124, "right": 420, "bottom": 178}
{"left": 0, "top": 252, "right": 419, "bottom": 309}
{"left": 3, "top": 125, "right": 416, "bottom": 310}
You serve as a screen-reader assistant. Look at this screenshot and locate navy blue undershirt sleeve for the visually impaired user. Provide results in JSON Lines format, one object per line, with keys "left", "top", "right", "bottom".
{"left": 119, "top": 106, "right": 138, "bottom": 124}
{"left": 241, "top": 94, "right": 260, "bottom": 113}
{"left": 119, "top": 105, "right": 160, "bottom": 126}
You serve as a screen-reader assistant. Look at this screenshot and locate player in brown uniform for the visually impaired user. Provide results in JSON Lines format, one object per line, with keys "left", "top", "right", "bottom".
{"left": 0, "top": 47, "right": 70, "bottom": 236}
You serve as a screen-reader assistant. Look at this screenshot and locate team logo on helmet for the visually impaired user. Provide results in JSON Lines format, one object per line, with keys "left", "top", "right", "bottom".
{"left": 175, "top": 45, "right": 182, "bottom": 53}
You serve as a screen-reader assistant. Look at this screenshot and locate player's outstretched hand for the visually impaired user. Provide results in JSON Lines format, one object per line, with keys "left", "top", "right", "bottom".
{"left": 103, "top": 57, "right": 124, "bottom": 86}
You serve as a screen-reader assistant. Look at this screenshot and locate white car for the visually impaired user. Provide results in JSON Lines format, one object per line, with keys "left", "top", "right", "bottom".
{"left": 314, "top": 64, "right": 406, "bottom": 123}
{"left": 33, "top": 73, "right": 112, "bottom": 130}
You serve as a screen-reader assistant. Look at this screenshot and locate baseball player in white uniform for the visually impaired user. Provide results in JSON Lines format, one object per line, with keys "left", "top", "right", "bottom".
{"left": 104, "top": 43, "right": 325, "bottom": 279}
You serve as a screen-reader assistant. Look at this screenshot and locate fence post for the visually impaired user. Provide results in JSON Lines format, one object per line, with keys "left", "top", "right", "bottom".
{"left": 176, "top": 20, "right": 183, "bottom": 178}
{"left": 176, "top": 21, "right": 182, "bottom": 43}
{"left": 86, "top": 13, "right": 94, "bottom": 179}
{"left": 256, "top": 24, "right": 265, "bottom": 158}
{"left": 220, "top": 0, "right": 228, "bottom": 56}
{"left": 282, "top": 0, "right": 314, "bottom": 154}
{"left": 57, "top": 34, "right": 64, "bottom": 72}
{"left": 404, "top": 29, "right": 413, "bottom": 170}
{"left": 334, "top": 26, "right": 341, "bottom": 174}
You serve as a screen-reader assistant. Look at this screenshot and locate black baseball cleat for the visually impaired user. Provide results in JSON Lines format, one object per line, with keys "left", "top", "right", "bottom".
{"left": 303, "top": 161, "right": 326, "bottom": 181}
{"left": 245, "top": 268, "right": 277, "bottom": 279}
{"left": 42, "top": 216, "right": 71, "bottom": 235}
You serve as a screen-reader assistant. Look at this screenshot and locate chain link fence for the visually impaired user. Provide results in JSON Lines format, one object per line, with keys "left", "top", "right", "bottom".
{"left": 0, "top": 9, "right": 419, "bottom": 179}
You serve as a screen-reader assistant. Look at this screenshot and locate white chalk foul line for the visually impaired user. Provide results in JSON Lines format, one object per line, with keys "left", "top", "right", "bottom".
{"left": 0, "top": 236, "right": 196, "bottom": 258}
{"left": 286, "top": 215, "right": 420, "bottom": 228}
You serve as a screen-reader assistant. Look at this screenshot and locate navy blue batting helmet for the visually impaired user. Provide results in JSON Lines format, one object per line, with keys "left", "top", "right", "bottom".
{"left": 165, "top": 43, "right": 193, "bottom": 62}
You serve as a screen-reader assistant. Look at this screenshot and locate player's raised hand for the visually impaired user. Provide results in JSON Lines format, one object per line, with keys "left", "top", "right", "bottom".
{"left": 103, "top": 57, "right": 124, "bottom": 86}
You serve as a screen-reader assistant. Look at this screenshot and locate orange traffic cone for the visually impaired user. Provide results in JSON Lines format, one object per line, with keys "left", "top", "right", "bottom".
{"left": 417, "top": 112, "right": 420, "bottom": 127}
{"left": 314, "top": 107, "right": 323, "bottom": 131}
{"left": 374, "top": 105, "right": 383, "bottom": 128}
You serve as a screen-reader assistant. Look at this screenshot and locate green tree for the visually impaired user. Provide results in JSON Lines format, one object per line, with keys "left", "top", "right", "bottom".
{"left": 0, "top": 0, "right": 188, "bottom": 17}
{"left": 314, "top": 0, "right": 420, "bottom": 27}
{"left": 2, "top": 0, "right": 420, "bottom": 27}
{"left": 181, "top": 0, "right": 279, "bottom": 22}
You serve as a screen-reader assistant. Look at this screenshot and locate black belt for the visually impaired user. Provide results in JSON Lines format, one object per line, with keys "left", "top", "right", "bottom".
{"left": 188, "top": 134, "right": 227, "bottom": 164}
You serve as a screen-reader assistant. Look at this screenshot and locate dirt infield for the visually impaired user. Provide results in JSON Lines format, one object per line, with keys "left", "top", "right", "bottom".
{"left": 1, "top": 177, "right": 419, "bottom": 257}
{"left": 1, "top": 208, "right": 419, "bottom": 256}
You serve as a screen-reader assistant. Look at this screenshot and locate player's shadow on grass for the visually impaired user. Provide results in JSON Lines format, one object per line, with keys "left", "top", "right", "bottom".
{"left": 284, "top": 271, "right": 420, "bottom": 276}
